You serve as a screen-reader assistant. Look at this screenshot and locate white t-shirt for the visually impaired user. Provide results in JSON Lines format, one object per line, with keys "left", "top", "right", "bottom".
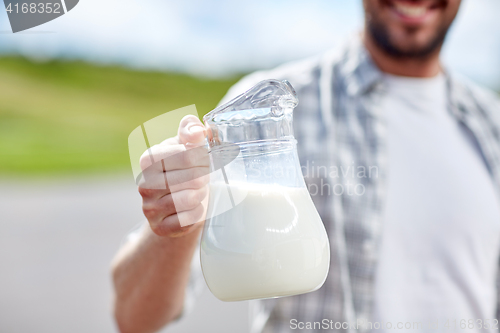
{"left": 373, "top": 73, "right": 500, "bottom": 332}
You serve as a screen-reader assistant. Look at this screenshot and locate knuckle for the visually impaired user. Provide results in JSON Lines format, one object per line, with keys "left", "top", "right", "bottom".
{"left": 190, "top": 177, "right": 205, "bottom": 189}
{"left": 182, "top": 150, "right": 196, "bottom": 168}
{"left": 143, "top": 195, "right": 174, "bottom": 219}
{"left": 165, "top": 200, "right": 178, "bottom": 215}
{"left": 150, "top": 222, "right": 169, "bottom": 237}
{"left": 155, "top": 215, "right": 184, "bottom": 237}
{"left": 172, "top": 205, "right": 205, "bottom": 230}
{"left": 182, "top": 190, "right": 199, "bottom": 209}
{"left": 142, "top": 201, "right": 159, "bottom": 219}
{"left": 139, "top": 149, "right": 154, "bottom": 171}
{"left": 162, "top": 145, "right": 184, "bottom": 168}
{"left": 187, "top": 168, "right": 198, "bottom": 180}
{"left": 188, "top": 169, "right": 209, "bottom": 188}
{"left": 189, "top": 204, "right": 205, "bottom": 222}
{"left": 168, "top": 223, "right": 184, "bottom": 237}
{"left": 196, "top": 186, "right": 209, "bottom": 201}
{"left": 138, "top": 186, "right": 152, "bottom": 198}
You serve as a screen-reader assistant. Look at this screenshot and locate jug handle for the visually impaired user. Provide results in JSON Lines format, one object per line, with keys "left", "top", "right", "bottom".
{"left": 202, "top": 135, "right": 236, "bottom": 208}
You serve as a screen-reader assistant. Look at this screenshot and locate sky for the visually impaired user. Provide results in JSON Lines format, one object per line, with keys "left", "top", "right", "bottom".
{"left": 0, "top": 0, "right": 499, "bottom": 89}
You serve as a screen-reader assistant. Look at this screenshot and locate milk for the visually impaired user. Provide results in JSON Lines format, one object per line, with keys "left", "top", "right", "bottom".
{"left": 200, "top": 183, "right": 330, "bottom": 302}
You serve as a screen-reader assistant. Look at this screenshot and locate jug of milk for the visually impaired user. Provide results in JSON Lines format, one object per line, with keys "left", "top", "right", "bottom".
{"left": 201, "top": 79, "right": 330, "bottom": 302}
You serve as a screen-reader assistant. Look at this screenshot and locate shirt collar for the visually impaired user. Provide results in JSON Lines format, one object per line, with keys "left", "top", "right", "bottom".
{"left": 339, "top": 36, "right": 384, "bottom": 97}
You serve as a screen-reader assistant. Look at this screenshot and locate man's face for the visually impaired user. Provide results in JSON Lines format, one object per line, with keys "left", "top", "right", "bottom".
{"left": 364, "top": 0, "right": 461, "bottom": 58}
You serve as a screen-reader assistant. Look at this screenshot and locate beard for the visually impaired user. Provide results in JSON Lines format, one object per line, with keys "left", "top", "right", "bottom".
{"left": 367, "top": 16, "right": 450, "bottom": 59}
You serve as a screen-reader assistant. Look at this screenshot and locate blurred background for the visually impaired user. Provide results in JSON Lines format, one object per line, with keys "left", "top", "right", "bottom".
{"left": 0, "top": 0, "right": 499, "bottom": 332}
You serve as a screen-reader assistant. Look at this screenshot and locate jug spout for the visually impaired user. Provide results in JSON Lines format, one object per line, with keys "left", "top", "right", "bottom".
{"left": 277, "top": 80, "right": 299, "bottom": 111}
{"left": 210, "top": 79, "right": 298, "bottom": 115}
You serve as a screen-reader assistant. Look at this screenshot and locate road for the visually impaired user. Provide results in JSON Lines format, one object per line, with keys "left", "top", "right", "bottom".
{"left": 0, "top": 174, "right": 248, "bottom": 333}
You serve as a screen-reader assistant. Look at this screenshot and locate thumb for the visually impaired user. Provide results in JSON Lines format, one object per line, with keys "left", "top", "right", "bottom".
{"left": 178, "top": 115, "right": 206, "bottom": 145}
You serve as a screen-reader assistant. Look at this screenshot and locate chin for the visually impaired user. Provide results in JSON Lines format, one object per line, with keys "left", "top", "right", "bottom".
{"left": 391, "top": 30, "right": 444, "bottom": 57}
{"left": 367, "top": 15, "right": 449, "bottom": 58}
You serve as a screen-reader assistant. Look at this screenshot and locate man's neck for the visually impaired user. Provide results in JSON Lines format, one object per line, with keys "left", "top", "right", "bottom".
{"left": 363, "top": 31, "right": 442, "bottom": 78}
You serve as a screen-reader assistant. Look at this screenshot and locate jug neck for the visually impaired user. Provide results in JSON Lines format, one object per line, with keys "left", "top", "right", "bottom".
{"left": 208, "top": 139, "right": 306, "bottom": 188}
{"left": 209, "top": 138, "right": 297, "bottom": 157}
{"left": 205, "top": 109, "right": 294, "bottom": 148}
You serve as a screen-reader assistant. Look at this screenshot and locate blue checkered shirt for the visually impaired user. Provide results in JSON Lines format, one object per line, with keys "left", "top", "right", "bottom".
{"left": 183, "top": 37, "right": 500, "bottom": 333}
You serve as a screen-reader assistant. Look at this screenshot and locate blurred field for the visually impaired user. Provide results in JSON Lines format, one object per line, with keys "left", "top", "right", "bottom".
{"left": 0, "top": 57, "right": 241, "bottom": 175}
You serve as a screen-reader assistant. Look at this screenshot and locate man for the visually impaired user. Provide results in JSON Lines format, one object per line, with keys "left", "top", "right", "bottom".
{"left": 112, "top": 0, "right": 500, "bottom": 332}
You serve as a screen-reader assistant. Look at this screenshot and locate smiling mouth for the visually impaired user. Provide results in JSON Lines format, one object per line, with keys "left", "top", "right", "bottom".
{"left": 395, "top": 3, "right": 427, "bottom": 17}
{"left": 389, "top": 0, "right": 445, "bottom": 19}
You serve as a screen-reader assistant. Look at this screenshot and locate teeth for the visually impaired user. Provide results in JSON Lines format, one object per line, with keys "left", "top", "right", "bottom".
{"left": 394, "top": 3, "right": 428, "bottom": 18}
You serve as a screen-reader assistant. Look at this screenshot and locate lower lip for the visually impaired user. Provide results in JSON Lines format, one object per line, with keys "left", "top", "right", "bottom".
{"left": 390, "top": 6, "right": 438, "bottom": 25}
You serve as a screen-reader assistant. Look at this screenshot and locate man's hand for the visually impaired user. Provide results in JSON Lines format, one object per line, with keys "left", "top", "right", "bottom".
{"left": 138, "top": 115, "right": 209, "bottom": 237}
{"left": 112, "top": 115, "right": 210, "bottom": 333}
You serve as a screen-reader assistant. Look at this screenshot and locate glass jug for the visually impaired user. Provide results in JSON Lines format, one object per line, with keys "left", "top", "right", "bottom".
{"left": 201, "top": 79, "right": 330, "bottom": 302}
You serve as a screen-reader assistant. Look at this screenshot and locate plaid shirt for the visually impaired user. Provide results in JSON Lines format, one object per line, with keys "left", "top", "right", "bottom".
{"left": 184, "top": 37, "right": 500, "bottom": 333}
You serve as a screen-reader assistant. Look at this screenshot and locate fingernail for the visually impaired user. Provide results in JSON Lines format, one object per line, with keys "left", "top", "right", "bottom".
{"left": 189, "top": 125, "right": 205, "bottom": 135}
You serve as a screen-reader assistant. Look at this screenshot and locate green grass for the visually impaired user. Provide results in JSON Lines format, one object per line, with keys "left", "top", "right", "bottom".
{"left": 0, "top": 57, "right": 242, "bottom": 176}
